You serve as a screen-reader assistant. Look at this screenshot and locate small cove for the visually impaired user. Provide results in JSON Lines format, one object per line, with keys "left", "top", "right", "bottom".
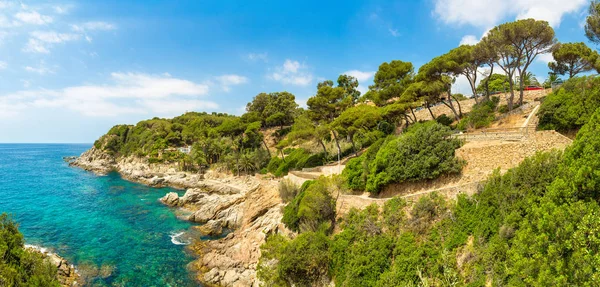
{"left": 0, "top": 143, "right": 202, "bottom": 286}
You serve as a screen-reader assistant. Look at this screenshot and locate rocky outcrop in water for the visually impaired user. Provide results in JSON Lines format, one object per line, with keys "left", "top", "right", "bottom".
{"left": 72, "top": 147, "right": 290, "bottom": 286}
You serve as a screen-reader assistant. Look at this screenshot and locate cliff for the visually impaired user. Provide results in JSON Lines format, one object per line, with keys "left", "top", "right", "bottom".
{"left": 71, "top": 147, "right": 289, "bottom": 286}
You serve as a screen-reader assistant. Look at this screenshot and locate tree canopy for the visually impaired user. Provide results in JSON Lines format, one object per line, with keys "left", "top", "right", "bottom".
{"left": 549, "top": 42, "right": 600, "bottom": 78}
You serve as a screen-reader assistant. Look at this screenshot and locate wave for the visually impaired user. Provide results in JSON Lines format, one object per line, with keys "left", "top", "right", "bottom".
{"left": 169, "top": 231, "right": 191, "bottom": 245}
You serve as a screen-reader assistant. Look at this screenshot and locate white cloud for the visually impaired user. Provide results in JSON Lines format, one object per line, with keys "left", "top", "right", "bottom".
{"left": 216, "top": 74, "right": 249, "bottom": 91}
{"left": 433, "top": 0, "right": 588, "bottom": 28}
{"left": 459, "top": 35, "right": 479, "bottom": 45}
{"left": 23, "top": 31, "right": 80, "bottom": 53}
{"left": 14, "top": 11, "right": 53, "bottom": 25}
{"left": 343, "top": 70, "right": 376, "bottom": 95}
{"left": 0, "top": 61, "right": 7, "bottom": 70}
{"left": 536, "top": 53, "right": 554, "bottom": 64}
{"left": 247, "top": 52, "right": 268, "bottom": 62}
{"left": 269, "top": 59, "right": 313, "bottom": 86}
{"left": 24, "top": 61, "right": 54, "bottom": 75}
{"left": 388, "top": 28, "right": 400, "bottom": 37}
{"left": 0, "top": 72, "right": 216, "bottom": 117}
{"left": 21, "top": 79, "right": 30, "bottom": 88}
{"left": 53, "top": 5, "right": 72, "bottom": 15}
{"left": 71, "top": 21, "right": 116, "bottom": 32}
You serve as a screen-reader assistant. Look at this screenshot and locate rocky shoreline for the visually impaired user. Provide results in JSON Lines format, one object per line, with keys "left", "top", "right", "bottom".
{"left": 25, "top": 245, "right": 79, "bottom": 286}
{"left": 70, "top": 147, "right": 290, "bottom": 286}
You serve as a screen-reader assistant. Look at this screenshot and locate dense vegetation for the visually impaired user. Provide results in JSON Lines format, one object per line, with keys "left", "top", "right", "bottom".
{"left": 91, "top": 16, "right": 567, "bottom": 182}
{"left": 0, "top": 214, "right": 60, "bottom": 287}
{"left": 538, "top": 76, "right": 600, "bottom": 133}
{"left": 258, "top": 105, "right": 600, "bottom": 287}
{"left": 343, "top": 122, "right": 464, "bottom": 193}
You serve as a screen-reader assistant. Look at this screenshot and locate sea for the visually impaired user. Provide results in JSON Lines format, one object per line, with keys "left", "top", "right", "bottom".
{"left": 0, "top": 143, "right": 201, "bottom": 286}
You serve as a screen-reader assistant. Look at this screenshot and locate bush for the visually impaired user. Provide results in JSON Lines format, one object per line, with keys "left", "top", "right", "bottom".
{"left": 435, "top": 114, "right": 454, "bottom": 126}
{"left": 0, "top": 214, "right": 60, "bottom": 287}
{"left": 343, "top": 137, "right": 388, "bottom": 191}
{"left": 457, "top": 97, "right": 499, "bottom": 131}
{"left": 282, "top": 178, "right": 337, "bottom": 233}
{"left": 257, "top": 231, "right": 331, "bottom": 286}
{"left": 365, "top": 122, "right": 464, "bottom": 193}
{"left": 538, "top": 76, "right": 600, "bottom": 132}
{"left": 279, "top": 179, "right": 300, "bottom": 203}
{"left": 267, "top": 149, "right": 327, "bottom": 177}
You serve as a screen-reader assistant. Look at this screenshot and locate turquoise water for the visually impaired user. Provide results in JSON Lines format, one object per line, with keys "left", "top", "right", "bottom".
{"left": 0, "top": 144, "right": 201, "bottom": 286}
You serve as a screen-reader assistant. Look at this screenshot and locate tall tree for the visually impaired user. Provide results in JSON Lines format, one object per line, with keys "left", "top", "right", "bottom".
{"left": 549, "top": 42, "right": 600, "bottom": 78}
{"left": 486, "top": 19, "right": 556, "bottom": 108}
{"left": 402, "top": 80, "right": 446, "bottom": 120}
{"left": 331, "top": 105, "right": 382, "bottom": 156}
{"left": 366, "top": 60, "right": 414, "bottom": 106}
{"left": 285, "top": 113, "right": 329, "bottom": 155}
{"left": 473, "top": 39, "right": 500, "bottom": 100}
{"left": 307, "top": 80, "right": 354, "bottom": 160}
{"left": 246, "top": 92, "right": 299, "bottom": 129}
{"left": 482, "top": 19, "right": 556, "bottom": 109}
{"left": 337, "top": 74, "right": 361, "bottom": 103}
{"left": 418, "top": 54, "right": 464, "bottom": 119}
{"left": 586, "top": 0, "right": 600, "bottom": 45}
{"left": 444, "top": 45, "right": 485, "bottom": 103}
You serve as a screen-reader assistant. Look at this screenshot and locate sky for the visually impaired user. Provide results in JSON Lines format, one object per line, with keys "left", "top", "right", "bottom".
{"left": 0, "top": 0, "right": 593, "bottom": 143}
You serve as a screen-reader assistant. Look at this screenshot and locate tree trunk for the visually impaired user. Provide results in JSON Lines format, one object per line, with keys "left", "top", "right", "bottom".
{"left": 508, "top": 76, "right": 515, "bottom": 111}
{"left": 332, "top": 131, "right": 342, "bottom": 164}
{"left": 518, "top": 70, "right": 525, "bottom": 106}
{"left": 262, "top": 139, "right": 272, "bottom": 158}
{"left": 349, "top": 135, "right": 358, "bottom": 157}
{"left": 442, "top": 93, "right": 460, "bottom": 120}
{"left": 318, "top": 139, "right": 328, "bottom": 155}
{"left": 451, "top": 94, "right": 463, "bottom": 117}
{"left": 484, "top": 64, "right": 494, "bottom": 101}
{"left": 279, "top": 149, "right": 286, "bottom": 162}
{"left": 426, "top": 102, "right": 436, "bottom": 120}
{"left": 410, "top": 108, "right": 418, "bottom": 123}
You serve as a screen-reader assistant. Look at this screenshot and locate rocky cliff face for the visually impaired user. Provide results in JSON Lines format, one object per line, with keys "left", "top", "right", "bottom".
{"left": 71, "top": 147, "right": 289, "bottom": 286}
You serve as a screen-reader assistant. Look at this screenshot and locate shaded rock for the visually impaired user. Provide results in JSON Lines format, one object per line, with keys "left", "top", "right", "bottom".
{"left": 198, "top": 220, "right": 223, "bottom": 236}
{"left": 160, "top": 192, "right": 180, "bottom": 206}
{"left": 150, "top": 176, "right": 165, "bottom": 186}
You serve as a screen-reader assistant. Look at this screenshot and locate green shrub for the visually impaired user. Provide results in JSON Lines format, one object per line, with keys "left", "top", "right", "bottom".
{"left": 268, "top": 149, "right": 327, "bottom": 177}
{"left": 257, "top": 231, "right": 331, "bottom": 287}
{"left": 282, "top": 178, "right": 336, "bottom": 233}
{"left": 457, "top": 98, "right": 498, "bottom": 131}
{"left": 342, "top": 137, "right": 388, "bottom": 191}
{"left": 435, "top": 114, "right": 454, "bottom": 126}
{"left": 365, "top": 122, "right": 464, "bottom": 193}
{"left": 538, "top": 76, "right": 600, "bottom": 132}
{"left": 0, "top": 214, "right": 61, "bottom": 287}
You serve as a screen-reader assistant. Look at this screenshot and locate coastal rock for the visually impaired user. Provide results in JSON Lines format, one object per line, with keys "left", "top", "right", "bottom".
{"left": 70, "top": 147, "right": 116, "bottom": 174}
{"left": 160, "top": 192, "right": 180, "bottom": 206}
{"left": 26, "top": 245, "right": 79, "bottom": 286}
{"left": 198, "top": 220, "right": 223, "bottom": 236}
{"left": 72, "top": 145, "right": 287, "bottom": 286}
{"left": 194, "top": 179, "right": 291, "bottom": 287}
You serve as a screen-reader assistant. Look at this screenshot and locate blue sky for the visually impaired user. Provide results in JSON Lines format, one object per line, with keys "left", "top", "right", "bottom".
{"left": 0, "top": 0, "right": 592, "bottom": 143}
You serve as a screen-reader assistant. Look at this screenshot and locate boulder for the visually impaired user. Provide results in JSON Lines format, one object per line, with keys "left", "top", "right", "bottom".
{"left": 180, "top": 189, "right": 206, "bottom": 205}
{"left": 198, "top": 220, "right": 223, "bottom": 236}
{"left": 160, "top": 192, "right": 180, "bottom": 206}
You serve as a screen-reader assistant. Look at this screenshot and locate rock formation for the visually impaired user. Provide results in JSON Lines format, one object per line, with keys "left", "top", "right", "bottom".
{"left": 71, "top": 147, "right": 289, "bottom": 286}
